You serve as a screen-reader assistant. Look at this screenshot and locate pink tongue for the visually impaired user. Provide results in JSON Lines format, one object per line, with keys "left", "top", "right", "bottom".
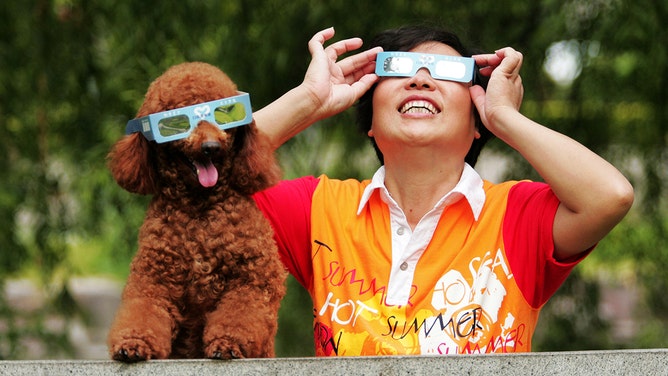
{"left": 194, "top": 160, "right": 218, "bottom": 187}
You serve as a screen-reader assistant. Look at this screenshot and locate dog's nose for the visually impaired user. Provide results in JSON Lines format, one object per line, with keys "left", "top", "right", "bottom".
{"left": 201, "top": 141, "right": 221, "bottom": 155}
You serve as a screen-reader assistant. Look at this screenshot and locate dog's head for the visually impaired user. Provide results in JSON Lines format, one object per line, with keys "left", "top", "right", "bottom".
{"left": 107, "top": 62, "right": 280, "bottom": 197}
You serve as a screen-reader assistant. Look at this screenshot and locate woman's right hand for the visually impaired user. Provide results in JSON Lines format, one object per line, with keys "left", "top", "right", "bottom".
{"left": 300, "top": 27, "right": 382, "bottom": 121}
{"left": 254, "top": 27, "right": 381, "bottom": 150}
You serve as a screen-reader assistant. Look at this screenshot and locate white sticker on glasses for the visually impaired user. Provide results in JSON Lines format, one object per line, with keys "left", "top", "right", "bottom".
{"left": 194, "top": 105, "right": 211, "bottom": 119}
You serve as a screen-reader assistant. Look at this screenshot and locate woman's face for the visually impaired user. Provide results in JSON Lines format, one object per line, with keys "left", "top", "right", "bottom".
{"left": 370, "top": 42, "right": 478, "bottom": 161}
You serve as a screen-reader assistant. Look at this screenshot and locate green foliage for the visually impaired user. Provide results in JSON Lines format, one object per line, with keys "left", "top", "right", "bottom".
{"left": 275, "top": 277, "right": 315, "bottom": 357}
{"left": 0, "top": 0, "right": 666, "bottom": 359}
{"left": 533, "top": 269, "right": 613, "bottom": 351}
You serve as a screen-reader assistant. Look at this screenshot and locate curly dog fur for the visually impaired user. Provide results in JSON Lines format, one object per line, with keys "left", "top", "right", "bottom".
{"left": 107, "top": 62, "right": 286, "bottom": 361}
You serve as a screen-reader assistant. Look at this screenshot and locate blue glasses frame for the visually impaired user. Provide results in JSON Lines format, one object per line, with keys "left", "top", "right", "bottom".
{"left": 125, "top": 91, "right": 253, "bottom": 143}
{"left": 375, "top": 51, "right": 475, "bottom": 83}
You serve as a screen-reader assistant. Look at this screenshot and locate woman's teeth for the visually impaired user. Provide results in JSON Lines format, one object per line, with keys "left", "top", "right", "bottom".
{"left": 400, "top": 100, "right": 438, "bottom": 114}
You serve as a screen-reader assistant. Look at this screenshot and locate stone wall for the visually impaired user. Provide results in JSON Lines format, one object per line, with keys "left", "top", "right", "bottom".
{"left": 0, "top": 349, "right": 666, "bottom": 376}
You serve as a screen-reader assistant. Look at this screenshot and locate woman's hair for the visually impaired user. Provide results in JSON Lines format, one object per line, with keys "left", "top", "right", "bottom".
{"left": 355, "top": 24, "right": 492, "bottom": 166}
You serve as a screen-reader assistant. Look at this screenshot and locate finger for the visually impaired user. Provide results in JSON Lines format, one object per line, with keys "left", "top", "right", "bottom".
{"left": 348, "top": 72, "right": 380, "bottom": 99}
{"left": 509, "top": 51, "right": 524, "bottom": 76}
{"left": 474, "top": 47, "right": 520, "bottom": 67}
{"left": 324, "top": 37, "right": 365, "bottom": 60}
{"left": 472, "top": 53, "right": 503, "bottom": 70}
{"left": 308, "top": 27, "right": 336, "bottom": 55}
{"left": 345, "top": 61, "right": 379, "bottom": 86}
{"left": 469, "top": 85, "right": 488, "bottom": 125}
{"left": 473, "top": 47, "right": 523, "bottom": 77}
{"left": 337, "top": 46, "right": 382, "bottom": 76}
{"left": 477, "top": 65, "right": 495, "bottom": 77}
{"left": 494, "top": 47, "right": 523, "bottom": 76}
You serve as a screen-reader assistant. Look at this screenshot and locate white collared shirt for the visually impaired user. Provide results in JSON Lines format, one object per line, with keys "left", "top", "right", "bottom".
{"left": 356, "top": 163, "right": 486, "bottom": 306}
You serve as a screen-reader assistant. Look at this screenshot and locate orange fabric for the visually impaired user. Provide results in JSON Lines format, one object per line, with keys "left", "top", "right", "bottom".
{"left": 309, "top": 176, "right": 538, "bottom": 356}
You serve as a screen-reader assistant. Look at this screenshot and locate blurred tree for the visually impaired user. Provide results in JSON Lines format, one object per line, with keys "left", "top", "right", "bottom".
{"left": 533, "top": 269, "right": 613, "bottom": 351}
{"left": 0, "top": 0, "right": 664, "bottom": 359}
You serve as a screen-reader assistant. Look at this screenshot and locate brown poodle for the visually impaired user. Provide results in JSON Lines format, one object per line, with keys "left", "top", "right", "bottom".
{"left": 107, "top": 62, "right": 286, "bottom": 362}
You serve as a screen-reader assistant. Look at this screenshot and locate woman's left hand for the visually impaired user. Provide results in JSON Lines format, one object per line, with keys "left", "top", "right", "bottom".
{"left": 469, "top": 47, "right": 524, "bottom": 133}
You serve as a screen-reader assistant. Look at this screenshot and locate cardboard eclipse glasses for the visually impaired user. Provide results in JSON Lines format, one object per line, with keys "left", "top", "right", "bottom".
{"left": 375, "top": 51, "right": 475, "bottom": 83}
{"left": 126, "top": 91, "right": 252, "bottom": 143}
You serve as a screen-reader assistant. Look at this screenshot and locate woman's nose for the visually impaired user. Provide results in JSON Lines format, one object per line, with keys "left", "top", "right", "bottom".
{"left": 406, "top": 68, "right": 435, "bottom": 90}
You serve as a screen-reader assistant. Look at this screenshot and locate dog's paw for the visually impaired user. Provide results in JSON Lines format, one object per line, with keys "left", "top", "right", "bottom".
{"left": 205, "top": 337, "right": 245, "bottom": 360}
{"left": 110, "top": 338, "right": 153, "bottom": 363}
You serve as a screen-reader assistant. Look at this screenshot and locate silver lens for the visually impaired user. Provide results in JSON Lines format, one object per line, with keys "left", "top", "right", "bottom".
{"left": 384, "top": 56, "right": 414, "bottom": 74}
{"left": 434, "top": 60, "right": 467, "bottom": 79}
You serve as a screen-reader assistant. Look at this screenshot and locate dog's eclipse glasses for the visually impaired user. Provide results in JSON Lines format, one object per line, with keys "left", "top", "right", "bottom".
{"left": 125, "top": 91, "right": 252, "bottom": 143}
{"left": 375, "top": 51, "right": 475, "bottom": 83}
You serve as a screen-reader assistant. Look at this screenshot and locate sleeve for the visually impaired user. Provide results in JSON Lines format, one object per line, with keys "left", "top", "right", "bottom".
{"left": 252, "top": 176, "right": 319, "bottom": 290}
{"left": 503, "top": 181, "right": 593, "bottom": 308}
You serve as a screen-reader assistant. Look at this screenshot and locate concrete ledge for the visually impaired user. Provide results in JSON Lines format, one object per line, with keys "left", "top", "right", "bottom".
{"left": 0, "top": 349, "right": 666, "bottom": 375}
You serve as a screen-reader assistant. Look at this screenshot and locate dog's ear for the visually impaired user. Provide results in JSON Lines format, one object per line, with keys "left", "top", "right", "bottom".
{"left": 230, "top": 121, "right": 281, "bottom": 195}
{"left": 107, "top": 133, "right": 158, "bottom": 195}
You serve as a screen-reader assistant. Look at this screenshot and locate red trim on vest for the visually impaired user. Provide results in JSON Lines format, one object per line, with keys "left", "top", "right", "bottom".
{"left": 504, "top": 182, "right": 586, "bottom": 308}
{"left": 253, "top": 176, "right": 317, "bottom": 289}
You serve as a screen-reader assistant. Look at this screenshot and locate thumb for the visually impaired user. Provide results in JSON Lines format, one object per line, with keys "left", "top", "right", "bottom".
{"left": 469, "top": 85, "right": 487, "bottom": 125}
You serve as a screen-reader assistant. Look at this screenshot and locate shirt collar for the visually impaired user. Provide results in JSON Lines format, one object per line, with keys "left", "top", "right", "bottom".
{"left": 357, "top": 163, "right": 486, "bottom": 220}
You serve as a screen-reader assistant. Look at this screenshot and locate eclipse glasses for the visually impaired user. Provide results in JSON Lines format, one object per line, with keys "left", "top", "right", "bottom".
{"left": 125, "top": 92, "right": 252, "bottom": 143}
{"left": 375, "top": 51, "right": 475, "bottom": 83}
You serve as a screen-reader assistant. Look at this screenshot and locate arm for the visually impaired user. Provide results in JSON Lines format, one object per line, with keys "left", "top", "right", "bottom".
{"left": 253, "top": 27, "right": 381, "bottom": 151}
{"left": 470, "top": 48, "right": 634, "bottom": 260}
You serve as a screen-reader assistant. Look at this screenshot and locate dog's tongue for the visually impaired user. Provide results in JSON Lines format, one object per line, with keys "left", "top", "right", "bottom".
{"left": 193, "top": 160, "right": 218, "bottom": 187}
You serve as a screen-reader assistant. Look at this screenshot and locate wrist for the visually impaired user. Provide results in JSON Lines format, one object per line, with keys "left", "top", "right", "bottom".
{"left": 486, "top": 106, "right": 522, "bottom": 135}
{"left": 254, "top": 85, "right": 324, "bottom": 150}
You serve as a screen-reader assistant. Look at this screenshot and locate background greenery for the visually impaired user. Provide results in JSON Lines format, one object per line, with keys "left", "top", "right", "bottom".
{"left": 0, "top": 0, "right": 666, "bottom": 358}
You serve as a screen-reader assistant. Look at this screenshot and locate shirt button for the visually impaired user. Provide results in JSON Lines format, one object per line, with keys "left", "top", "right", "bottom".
{"left": 397, "top": 227, "right": 405, "bottom": 235}
{"left": 400, "top": 262, "right": 408, "bottom": 271}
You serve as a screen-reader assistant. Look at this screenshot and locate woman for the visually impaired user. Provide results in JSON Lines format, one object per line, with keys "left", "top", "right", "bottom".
{"left": 252, "top": 25, "right": 633, "bottom": 356}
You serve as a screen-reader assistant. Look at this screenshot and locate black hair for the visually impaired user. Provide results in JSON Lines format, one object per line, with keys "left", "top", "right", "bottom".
{"left": 355, "top": 25, "right": 492, "bottom": 166}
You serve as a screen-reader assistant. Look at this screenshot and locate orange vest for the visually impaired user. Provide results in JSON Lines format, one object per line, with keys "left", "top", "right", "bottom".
{"left": 310, "top": 176, "right": 538, "bottom": 356}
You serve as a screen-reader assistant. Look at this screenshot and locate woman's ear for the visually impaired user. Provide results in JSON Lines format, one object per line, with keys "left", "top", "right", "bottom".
{"left": 107, "top": 133, "right": 158, "bottom": 195}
